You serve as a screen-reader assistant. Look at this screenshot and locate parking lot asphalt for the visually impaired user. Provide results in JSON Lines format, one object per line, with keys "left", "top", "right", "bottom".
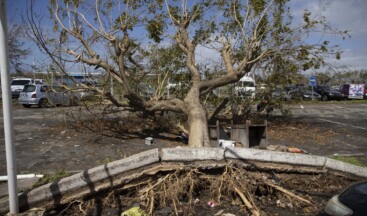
{"left": 271, "top": 102, "right": 367, "bottom": 155}
{"left": 0, "top": 105, "right": 176, "bottom": 176}
{"left": 0, "top": 101, "right": 366, "bottom": 177}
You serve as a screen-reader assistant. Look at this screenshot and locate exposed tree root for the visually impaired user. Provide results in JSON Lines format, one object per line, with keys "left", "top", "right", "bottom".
{"left": 265, "top": 181, "right": 312, "bottom": 205}
{"left": 234, "top": 187, "right": 260, "bottom": 216}
{"left": 43, "top": 162, "right": 362, "bottom": 216}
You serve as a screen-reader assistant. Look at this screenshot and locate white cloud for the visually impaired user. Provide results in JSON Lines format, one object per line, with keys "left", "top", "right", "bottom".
{"left": 329, "top": 47, "right": 367, "bottom": 71}
{"left": 323, "top": 0, "right": 367, "bottom": 38}
{"left": 290, "top": 0, "right": 367, "bottom": 70}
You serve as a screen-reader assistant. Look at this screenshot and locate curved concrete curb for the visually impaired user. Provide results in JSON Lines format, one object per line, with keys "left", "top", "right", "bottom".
{"left": 225, "top": 148, "right": 327, "bottom": 166}
{"left": 224, "top": 148, "right": 367, "bottom": 178}
{"left": 161, "top": 147, "right": 225, "bottom": 161}
{"left": 0, "top": 149, "right": 159, "bottom": 214}
{"left": 1, "top": 147, "right": 367, "bottom": 214}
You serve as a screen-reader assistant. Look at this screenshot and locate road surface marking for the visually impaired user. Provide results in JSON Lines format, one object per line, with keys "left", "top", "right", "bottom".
{"left": 360, "top": 104, "right": 367, "bottom": 107}
{"left": 331, "top": 104, "right": 344, "bottom": 109}
{"left": 319, "top": 119, "right": 367, "bottom": 130}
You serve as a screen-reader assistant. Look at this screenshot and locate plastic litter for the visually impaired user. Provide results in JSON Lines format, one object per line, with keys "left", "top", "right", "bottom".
{"left": 145, "top": 137, "right": 154, "bottom": 145}
{"left": 287, "top": 147, "right": 308, "bottom": 154}
{"left": 208, "top": 200, "right": 215, "bottom": 208}
{"left": 194, "top": 198, "right": 200, "bottom": 204}
{"left": 218, "top": 139, "right": 236, "bottom": 148}
{"left": 121, "top": 206, "right": 147, "bottom": 216}
{"left": 175, "top": 132, "right": 188, "bottom": 143}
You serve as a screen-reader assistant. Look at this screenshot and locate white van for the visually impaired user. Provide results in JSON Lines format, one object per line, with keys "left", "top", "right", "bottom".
{"left": 235, "top": 75, "right": 256, "bottom": 97}
{"left": 11, "top": 78, "right": 35, "bottom": 98}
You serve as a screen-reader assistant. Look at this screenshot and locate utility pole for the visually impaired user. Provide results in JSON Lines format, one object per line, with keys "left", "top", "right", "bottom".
{"left": 0, "top": 0, "right": 19, "bottom": 214}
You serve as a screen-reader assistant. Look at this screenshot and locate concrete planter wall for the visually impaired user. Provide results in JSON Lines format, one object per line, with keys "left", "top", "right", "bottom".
{"left": 1, "top": 147, "right": 367, "bottom": 215}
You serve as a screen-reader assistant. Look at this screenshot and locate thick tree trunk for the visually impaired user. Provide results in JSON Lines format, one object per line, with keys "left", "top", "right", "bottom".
{"left": 185, "top": 88, "right": 211, "bottom": 148}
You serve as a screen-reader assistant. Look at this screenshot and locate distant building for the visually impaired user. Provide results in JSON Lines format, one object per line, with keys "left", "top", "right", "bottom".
{"left": 56, "top": 73, "right": 100, "bottom": 86}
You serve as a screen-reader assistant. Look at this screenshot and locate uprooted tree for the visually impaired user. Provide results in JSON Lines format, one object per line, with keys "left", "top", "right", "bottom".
{"left": 27, "top": 0, "right": 345, "bottom": 147}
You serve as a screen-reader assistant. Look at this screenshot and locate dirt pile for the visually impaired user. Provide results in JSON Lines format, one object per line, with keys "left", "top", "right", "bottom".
{"left": 32, "top": 162, "right": 361, "bottom": 216}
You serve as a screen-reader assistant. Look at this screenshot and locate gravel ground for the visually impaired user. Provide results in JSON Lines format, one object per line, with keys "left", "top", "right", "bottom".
{"left": 1, "top": 102, "right": 366, "bottom": 175}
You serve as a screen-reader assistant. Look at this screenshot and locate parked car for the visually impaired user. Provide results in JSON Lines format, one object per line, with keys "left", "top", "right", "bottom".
{"left": 271, "top": 88, "right": 291, "bottom": 101}
{"left": 314, "top": 85, "right": 343, "bottom": 101}
{"left": 10, "top": 78, "right": 34, "bottom": 98}
{"left": 35, "top": 79, "right": 46, "bottom": 84}
{"left": 18, "top": 84, "right": 80, "bottom": 108}
{"left": 323, "top": 181, "right": 367, "bottom": 216}
{"left": 289, "top": 88, "right": 321, "bottom": 100}
{"left": 364, "top": 85, "right": 367, "bottom": 99}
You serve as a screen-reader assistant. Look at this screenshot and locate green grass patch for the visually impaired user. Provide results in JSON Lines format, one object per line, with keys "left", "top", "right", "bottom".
{"left": 339, "top": 99, "right": 367, "bottom": 104}
{"left": 32, "top": 170, "right": 71, "bottom": 188}
{"left": 299, "top": 99, "right": 367, "bottom": 105}
{"left": 331, "top": 155, "right": 365, "bottom": 167}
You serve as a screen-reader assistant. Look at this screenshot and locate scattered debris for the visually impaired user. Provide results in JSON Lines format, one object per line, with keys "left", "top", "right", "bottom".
{"left": 218, "top": 139, "right": 236, "bottom": 148}
{"left": 267, "top": 145, "right": 288, "bottom": 152}
{"left": 268, "top": 119, "right": 339, "bottom": 146}
{"left": 43, "top": 163, "right": 361, "bottom": 215}
{"left": 288, "top": 147, "right": 308, "bottom": 154}
{"left": 214, "top": 209, "right": 224, "bottom": 215}
{"left": 207, "top": 200, "right": 215, "bottom": 208}
{"left": 194, "top": 198, "right": 200, "bottom": 204}
{"left": 144, "top": 137, "right": 154, "bottom": 145}
{"left": 121, "top": 206, "right": 146, "bottom": 216}
{"left": 175, "top": 132, "right": 188, "bottom": 143}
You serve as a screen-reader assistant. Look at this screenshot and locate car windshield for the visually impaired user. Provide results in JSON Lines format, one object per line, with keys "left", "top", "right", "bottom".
{"left": 11, "top": 80, "right": 31, "bottom": 85}
{"left": 22, "top": 85, "right": 36, "bottom": 92}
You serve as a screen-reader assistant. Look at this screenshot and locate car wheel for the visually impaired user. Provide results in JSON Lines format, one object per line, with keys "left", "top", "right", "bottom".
{"left": 38, "top": 98, "right": 49, "bottom": 108}
{"left": 322, "top": 95, "right": 328, "bottom": 101}
{"left": 22, "top": 104, "right": 31, "bottom": 108}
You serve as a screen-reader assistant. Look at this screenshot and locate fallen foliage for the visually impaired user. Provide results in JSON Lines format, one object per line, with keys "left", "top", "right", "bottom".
{"left": 268, "top": 119, "right": 338, "bottom": 145}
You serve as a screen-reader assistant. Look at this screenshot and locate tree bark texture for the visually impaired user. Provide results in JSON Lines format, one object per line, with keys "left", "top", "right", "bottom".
{"left": 184, "top": 88, "right": 211, "bottom": 147}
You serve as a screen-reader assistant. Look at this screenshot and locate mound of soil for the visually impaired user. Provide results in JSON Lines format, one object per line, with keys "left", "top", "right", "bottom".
{"left": 30, "top": 162, "right": 362, "bottom": 216}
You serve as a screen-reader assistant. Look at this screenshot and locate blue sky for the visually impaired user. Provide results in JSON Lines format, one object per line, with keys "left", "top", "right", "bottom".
{"left": 7, "top": 0, "right": 367, "bottom": 73}
{"left": 291, "top": 0, "right": 367, "bottom": 71}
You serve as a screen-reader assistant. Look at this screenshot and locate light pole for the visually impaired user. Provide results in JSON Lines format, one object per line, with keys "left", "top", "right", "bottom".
{"left": 0, "top": 0, "right": 19, "bottom": 214}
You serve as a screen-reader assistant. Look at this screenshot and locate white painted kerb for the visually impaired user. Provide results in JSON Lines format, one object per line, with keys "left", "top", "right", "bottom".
{"left": 225, "top": 148, "right": 327, "bottom": 167}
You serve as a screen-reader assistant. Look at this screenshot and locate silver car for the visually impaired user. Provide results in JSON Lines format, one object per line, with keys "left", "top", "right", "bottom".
{"left": 18, "top": 84, "right": 80, "bottom": 108}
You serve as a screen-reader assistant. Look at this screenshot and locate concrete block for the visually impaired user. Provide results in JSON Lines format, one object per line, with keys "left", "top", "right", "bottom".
{"left": 161, "top": 148, "right": 225, "bottom": 161}
{"left": 325, "top": 158, "right": 367, "bottom": 178}
{"left": 225, "top": 148, "right": 326, "bottom": 167}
